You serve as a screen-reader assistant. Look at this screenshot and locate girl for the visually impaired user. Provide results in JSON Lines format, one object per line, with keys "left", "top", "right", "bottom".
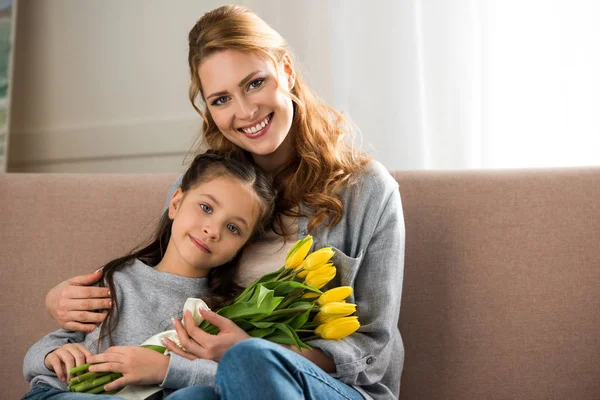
{"left": 45, "top": 5, "right": 405, "bottom": 400}
{"left": 23, "top": 151, "right": 276, "bottom": 399}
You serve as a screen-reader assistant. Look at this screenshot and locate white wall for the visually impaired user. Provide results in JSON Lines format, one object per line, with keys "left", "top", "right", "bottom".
{"left": 8, "top": 0, "right": 231, "bottom": 172}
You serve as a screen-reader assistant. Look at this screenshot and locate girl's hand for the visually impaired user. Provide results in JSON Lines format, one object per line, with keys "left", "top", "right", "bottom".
{"left": 45, "top": 270, "right": 112, "bottom": 332}
{"left": 44, "top": 343, "right": 93, "bottom": 382}
{"left": 163, "top": 309, "right": 250, "bottom": 362}
{"left": 87, "top": 346, "right": 169, "bottom": 392}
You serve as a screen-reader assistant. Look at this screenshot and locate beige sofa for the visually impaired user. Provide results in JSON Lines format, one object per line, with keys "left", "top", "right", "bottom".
{"left": 2, "top": 168, "right": 599, "bottom": 399}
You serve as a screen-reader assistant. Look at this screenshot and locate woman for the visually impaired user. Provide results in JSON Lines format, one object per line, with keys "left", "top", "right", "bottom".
{"left": 44, "top": 5, "right": 405, "bottom": 399}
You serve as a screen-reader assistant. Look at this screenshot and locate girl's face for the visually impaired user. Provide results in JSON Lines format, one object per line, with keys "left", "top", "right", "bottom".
{"left": 198, "top": 50, "right": 296, "bottom": 172}
{"left": 162, "top": 175, "right": 262, "bottom": 278}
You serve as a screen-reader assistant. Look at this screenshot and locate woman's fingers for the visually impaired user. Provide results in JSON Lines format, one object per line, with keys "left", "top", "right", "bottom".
{"left": 161, "top": 337, "right": 197, "bottom": 360}
{"left": 183, "top": 311, "right": 213, "bottom": 344}
{"left": 67, "top": 270, "right": 104, "bottom": 286}
{"left": 64, "top": 285, "right": 111, "bottom": 301}
{"left": 172, "top": 316, "right": 206, "bottom": 358}
{"left": 62, "top": 321, "right": 100, "bottom": 333}
{"left": 64, "top": 308, "right": 108, "bottom": 324}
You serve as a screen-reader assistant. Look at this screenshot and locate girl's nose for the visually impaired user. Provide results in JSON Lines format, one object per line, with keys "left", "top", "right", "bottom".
{"left": 203, "top": 225, "right": 220, "bottom": 241}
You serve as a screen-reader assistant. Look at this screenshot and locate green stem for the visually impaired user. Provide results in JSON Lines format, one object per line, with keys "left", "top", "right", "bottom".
{"left": 69, "top": 371, "right": 109, "bottom": 385}
{"left": 252, "top": 307, "right": 315, "bottom": 323}
{"left": 71, "top": 372, "right": 121, "bottom": 392}
{"left": 302, "top": 335, "right": 320, "bottom": 341}
{"left": 69, "top": 363, "right": 92, "bottom": 375}
{"left": 85, "top": 384, "right": 109, "bottom": 394}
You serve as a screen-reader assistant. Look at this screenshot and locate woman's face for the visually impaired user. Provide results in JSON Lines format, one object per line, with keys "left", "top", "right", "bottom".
{"left": 198, "top": 49, "right": 296, "bottom": 171}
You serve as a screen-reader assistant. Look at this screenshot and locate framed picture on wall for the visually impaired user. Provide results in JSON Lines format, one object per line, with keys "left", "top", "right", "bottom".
{"left": 0, "top": 0, "right": 15, "bottom": 172}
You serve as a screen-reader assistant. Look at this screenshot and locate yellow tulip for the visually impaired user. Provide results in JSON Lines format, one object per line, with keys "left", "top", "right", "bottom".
{"left": 313, "top": 311, "right": 337, "bottom": 324}
{"left": 316, "top": 316, "right": 360, "bottom": 340}
{"left": 284, "top": 236, "right": 313, "bottom": 269}
{"left": 303, "top": 247, "right": 335, "bottom": 271}
{"left": 301, "top": 291, "right": 320, "bottom": 300}
{"left": 320, "top": 302, "right": 356, "bottom": 318}
{"left": 317, "top": 286, "right": 353, "bottom": 306}
{"left": 304, "top": 266, "right": 336, "bottom": 289}
{"left": 296, "top": 268, "right": 310, "bottom": 278}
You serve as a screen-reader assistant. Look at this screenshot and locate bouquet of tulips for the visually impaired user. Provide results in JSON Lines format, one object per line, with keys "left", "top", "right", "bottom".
{"left": 67, "top": 235, "right": 360, "bottom": 395}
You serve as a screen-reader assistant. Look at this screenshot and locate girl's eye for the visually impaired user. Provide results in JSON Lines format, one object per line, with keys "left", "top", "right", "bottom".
{"left": 227, "top": 224, "right": 239, "bottom": 234}
{"left": 212, "top": 96, "right": 229, "bottom": 106}
{"left": 200, "top": 204, "right": 212, "bottom": 214}
{"left": 248, "top": 78, "right": 265, "bottom": 90}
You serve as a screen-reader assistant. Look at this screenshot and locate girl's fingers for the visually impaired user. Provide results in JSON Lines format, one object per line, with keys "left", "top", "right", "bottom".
{"left": 77, "top": 344, "right": 94, "bottom": 360}
{"left": 161, "top": 338, "right": 197, "bottom": 360}
{"left": 67, "top": 346, "right": 89, "bottom": 369}
{"left": 68, "top": 298, "right": 112, "bottom": 313}
{"left": 87, "top": 350, "right": 123, "bottom": 365}
{"left": 52, "top": 348, "right": 75, "bottom": 380}
{"left": 88, "top": 362, "right": 123, "bottom": 373}
{"left": 47, "top": 355, "right": 66, "bottom": 382}
{"left": 103, "top": 376, "right": 129, "bottom": 392}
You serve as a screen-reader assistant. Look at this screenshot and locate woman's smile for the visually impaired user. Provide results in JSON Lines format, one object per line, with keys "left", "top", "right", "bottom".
{"left": 237, "top": 112, "right": 273, "bottom": 139}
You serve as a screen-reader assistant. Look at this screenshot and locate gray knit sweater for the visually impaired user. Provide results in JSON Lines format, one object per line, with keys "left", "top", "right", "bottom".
{"left": 23, "top": 259, "right": 218, "bottom": 390}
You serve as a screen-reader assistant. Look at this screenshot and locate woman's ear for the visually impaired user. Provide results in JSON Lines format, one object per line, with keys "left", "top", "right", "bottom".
{"left": 282, "top": 54, "right": 296, "bottom": 91}
{"left": 168, "top": 188, "right": 184, "bottom": 219}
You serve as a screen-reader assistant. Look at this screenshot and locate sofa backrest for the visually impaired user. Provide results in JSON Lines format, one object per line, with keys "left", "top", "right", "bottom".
{"left": 396, "top": 168, "right": 600, "bottom": 400}
{"left": 2, "top": 168, "right": 599, "bottom": 399}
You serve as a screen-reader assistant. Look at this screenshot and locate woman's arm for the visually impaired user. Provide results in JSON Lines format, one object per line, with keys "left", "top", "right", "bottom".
{"left": 45, "top": 269, "right": 112, "bottom": 332}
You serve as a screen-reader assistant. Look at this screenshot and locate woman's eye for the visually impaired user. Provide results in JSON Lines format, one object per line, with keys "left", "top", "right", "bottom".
{"left": 212, "top": 96, "right": 229, "bottom": 106}
{"left": 200, "top": 204, "right": 212, "bottom": 213}
{"left": 227, "top": 224, "right": 239, "bottom": 234}
{"left": 248, "top": 78, "right": 265, "bottom": 90}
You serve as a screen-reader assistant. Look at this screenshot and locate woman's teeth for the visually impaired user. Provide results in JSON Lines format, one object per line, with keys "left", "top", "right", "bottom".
{"left": 241, "top": 114, "right": 271, "bottom": 134}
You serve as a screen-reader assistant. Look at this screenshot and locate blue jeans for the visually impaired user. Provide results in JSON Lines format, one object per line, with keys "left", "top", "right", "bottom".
{"left": 22, "top": 384, "right": 125, "bottom": 399}
{"left": 165, "top": 338, "right": 364, "bottom": 400}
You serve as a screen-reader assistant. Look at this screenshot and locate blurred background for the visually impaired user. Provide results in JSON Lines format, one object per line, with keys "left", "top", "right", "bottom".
{"left": 2, "top": 0, "right": 599, "bottom": 173}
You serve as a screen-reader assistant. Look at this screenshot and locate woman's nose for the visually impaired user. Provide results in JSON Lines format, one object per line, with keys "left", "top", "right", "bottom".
{"left": 236, "top": 98, "right": 258, "bottom": 121}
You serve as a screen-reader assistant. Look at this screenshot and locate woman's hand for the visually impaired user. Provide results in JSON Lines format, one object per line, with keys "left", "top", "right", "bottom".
{"left": 45, "top": 270, "right": 112, "bottom": 332}
{"left": 87, "top": 346, "right": 169, "bottom": 391}
{"left": 44, "top": 343, "right": 93, "bottom": 382}
{"left": 162, "top": 309, "right": 250, "bottom": 362}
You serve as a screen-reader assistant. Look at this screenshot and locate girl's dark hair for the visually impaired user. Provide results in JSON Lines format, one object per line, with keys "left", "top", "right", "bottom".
{"left": 97, "top": 151, "right": 276, "bottom": 347}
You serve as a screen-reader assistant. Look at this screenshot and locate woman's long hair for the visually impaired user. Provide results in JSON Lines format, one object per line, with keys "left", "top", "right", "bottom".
{"left": 97, "top": 151, "right": 276, "bottom": 347}
{"left": 187, "top": 5, "right": 371, "bottom": 234}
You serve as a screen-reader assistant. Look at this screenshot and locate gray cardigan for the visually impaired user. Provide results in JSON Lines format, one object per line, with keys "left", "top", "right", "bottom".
{"left": 303, "top": 160, "right": 405, "bottom": 400}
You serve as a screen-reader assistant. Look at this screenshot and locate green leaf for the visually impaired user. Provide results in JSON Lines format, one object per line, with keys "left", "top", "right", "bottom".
{"left": 254, "top": 285, "right": 275, "bottom": 308}
{"left": 140, "top": 344, "right": 167, "bottom": 354}
{"left": 235, "top": 267, "right": 285, "bottom": 303}
{"left": 287, "top": 308, "right": 313, "bottom": 329}
{"left": 264, "top": 324, "right": 312, "bottom": 351}
{"left": 247, "top": 321, "right": 275, "bottom": 329}
{"left": 261, "top": 281, "right": 322, "bottom": 296}
{"left": 288, "top": 301, "right": 315, "bottom": 310}
{"left": 248, "top": 327, "right": 277, "bottom": 338}
{"left": 217, "top": 295, "right": 283, "bottom": 320}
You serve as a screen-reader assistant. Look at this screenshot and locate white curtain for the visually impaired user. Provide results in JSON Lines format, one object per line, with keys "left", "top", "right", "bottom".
{"left": 246, "top": 0, "right": 600, "bottom": 170}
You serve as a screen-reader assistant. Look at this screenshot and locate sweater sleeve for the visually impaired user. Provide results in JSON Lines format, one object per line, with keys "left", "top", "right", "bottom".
{"left": 160, "top": 353, "right": 218, "bottom": 389}
{"left": 23, "top": 329, "right": 86, "bottom": 382}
